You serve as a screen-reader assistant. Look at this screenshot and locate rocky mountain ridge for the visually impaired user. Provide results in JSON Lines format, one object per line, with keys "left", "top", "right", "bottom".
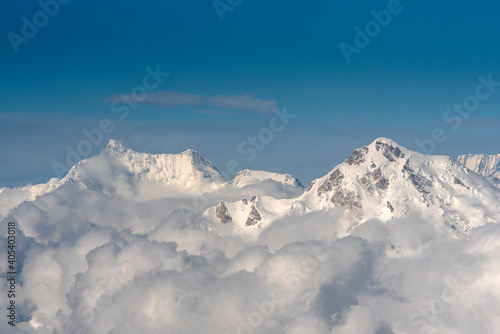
{"left": 2, "top": 138, "right": 499, "bottom": 237}
{"left": 457, "top": 153, "right": 500, "bottom": 187}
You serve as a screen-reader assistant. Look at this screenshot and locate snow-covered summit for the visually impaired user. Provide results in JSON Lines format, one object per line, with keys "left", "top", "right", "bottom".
{"left": 297, "top": 137, "right": 500, "bottom": 233}
{"left": 105, "top": 138, "right": 127, "bottom": 153}
{"left": 202, "top": 138, "right": 500, "bottom": 236}
{"left": 103, "top": 139, "right": 226, "bottom": 187}
{"left": 230, "top": 169, "right": 303, "bottom": 188}
{"left": 0, "top": 140, "right": 227, "bottom": 213}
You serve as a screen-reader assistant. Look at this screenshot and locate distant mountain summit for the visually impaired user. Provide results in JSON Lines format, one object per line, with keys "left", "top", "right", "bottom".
{"left": 0, "top": 140, "right": 303, "bottom": 218}
{"left": 0, "top": 140, "right": 227, "bottom": 216}
{"left": 103, "top": 139, "right": 226, "bottom": 187}
{"left": 457, "top": 153, "right": 500, "bottom": 187}
{"left": 205, "top": 138, "right": 500, "bottom": 235}
{"left": 297, "top": 137, "right": 500, "bottom": 233}
{"left": 49, "top": 139, "right": 227, "bottom": 194}
{"left": 230, "top": 169, "right": 303, "bottom": 188}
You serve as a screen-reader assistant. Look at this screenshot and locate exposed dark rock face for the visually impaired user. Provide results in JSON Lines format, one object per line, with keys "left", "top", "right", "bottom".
{"left": 453, "top": 176, "right": 469, "bottom": 189}
{"left": 330, "top": 189, "right": 360, "bottom": 209}
{"left": 370, "top": 167, "right": 389, "bottom": 190}
{"left": 386, "top": 201, "right": 394, "bottom": 212}
{"left": 318, "top": 169, "right": 344, "bottom": 197}
{"left": 375, "top": 141, "right": 405, "bottom": 162}
{"left": 360, "top": 175, "right": 374, "bottom": 194}
{"left": 346, "top": 147, "right": 368, "bottom": 166}
{"left": 360, "top": 176, "right": 371, "bottom": 187}
{"left": 242, "top": 196, "right": 257, "bottom": 205}
{"left": 375, "top": 177, "right": 389, "bottom": 190}
{"left": 305, "top": 180, "right": 316, "bottom": 192}
{"left": 402, "top": 159, "right": 414, "bottom": 174}
{"left": 401, "top": 159, "right": 432, "bottom": 195}
{"left": 372, "top": 168, "right": 382, "bottom": 181}
{"left": 316, "top": 169, "right": 361, "bottom": 209}
{"left": 409, "top": 173, "right": 432, "bottom": 195}
{"left": 246, "top": 206, "right": 262, "bottom": 226}
{"left": 215, "top": 201, "right": 232, "bottom": 224}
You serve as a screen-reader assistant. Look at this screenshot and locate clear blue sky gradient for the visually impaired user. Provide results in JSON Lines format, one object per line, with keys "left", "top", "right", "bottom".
{"left": 1, "top": 0, "right": 500, "bottom": 187}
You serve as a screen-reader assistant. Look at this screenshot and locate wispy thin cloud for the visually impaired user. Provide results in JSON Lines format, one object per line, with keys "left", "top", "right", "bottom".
{"left": 140, "top": 91, "right": 203, "bottom": 106}
{"left": 206, "top": 94, "right": 277, "bottom": 113}
{"left": 107, "top": 91, "right": 278, "bottom": 114}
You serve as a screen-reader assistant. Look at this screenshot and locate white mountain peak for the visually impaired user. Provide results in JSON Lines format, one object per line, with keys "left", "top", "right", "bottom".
{"left": 100, "top": 140, "right": 226, "bottom": 188}
{"left": 296, "top": 138, "right": 500, "bottom": 234}
{"left": 368, "top": 136, "right": 401, "bottom": 147}
{"left": 8, "top": 141, "right": 227, "bottom": 206}
{"left": 104, "top": 140, "right": 213, "bottom": 169}
{"left": 230, "top": 169, "right": 303, "bottom": 188}
{"left": 105, "top": 139, "right": 127, "bottom": 153}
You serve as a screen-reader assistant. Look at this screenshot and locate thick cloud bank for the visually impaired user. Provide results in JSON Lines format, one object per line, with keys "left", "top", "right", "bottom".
{"left": 1, "top": 184, "right": 499, "bottom": 334}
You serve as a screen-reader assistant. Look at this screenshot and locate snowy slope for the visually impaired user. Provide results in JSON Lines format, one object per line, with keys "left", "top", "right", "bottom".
{"left": 298, "top": 138, "right": 500, "bottom": 233}
{"left": 203, "top": 195, "right": 293, "bottom": 234}
{"left": 205, "top": 138, "right": 500, "bottom": 236}
{"left": 297, "top": 138, "right": 500, "bottom": 233}
{"left": 0, "top": 140, "right": 227, "bottom": 218}
{"left": 0, "top": 141, "right": 307, "bottom": 222}
{"left": 230, "top": 169, "right": 303, "bottom": 188}
{"left": 3, "top": 138, "right": 500, "bottom": 237}
{"left": 103, "top": 139, "right": 226, "bottom": 188}
{"left": 457, "top": 153, "right": 500, "bottom": 187}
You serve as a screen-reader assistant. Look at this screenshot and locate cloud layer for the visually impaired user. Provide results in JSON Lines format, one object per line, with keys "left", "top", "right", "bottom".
{"left": 109, "top": 91, "right": 278, "bottom": 114}
{"left": 1, "top": 169, "right": 499, "bottom": 334}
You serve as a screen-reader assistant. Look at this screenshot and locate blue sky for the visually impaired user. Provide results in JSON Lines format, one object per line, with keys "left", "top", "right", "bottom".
{"left": 1, "top": 0, "right": 500, "bottom": 187}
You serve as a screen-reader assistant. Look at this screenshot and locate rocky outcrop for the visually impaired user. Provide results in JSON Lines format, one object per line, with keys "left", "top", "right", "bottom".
{"left": 330, "top": 189, "right": 360, "bottom": 209}
{"left": 305, "top": 180, "right": 316, "bottom": 192}
{"left": 203, "top": 137, "right": 500, "bottom": 237}
{"left": 242, "top": 196, "right": 257, "bottom": 205}
{"left": 346, "top": 147, "right": 368, "bottom": 166}
{"left": 317, "top": 169, "right": 344, "bottom": 197}
{"left": 215, "top": 201, "right": 232, "bottom": 224}
{"left": 375, "top": 141, "right": 405, "bottom": 162}
{"left": 246, "top": 206, "right": 262, "bottom": 226}
{"left": 453, "top": 176, "right": 469, "bottom": 190}
{"left": 401, "top": 159, "right": 432, "bottom": 195}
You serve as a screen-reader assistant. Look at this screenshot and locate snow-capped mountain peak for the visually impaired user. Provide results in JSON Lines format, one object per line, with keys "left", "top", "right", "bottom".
{"left": 230, "top": 169, "right": 303, "bottom": 188}
{"left": 200, "top": 138, "right": 500, "bottom": 236}
{"left": 297, "top": 138, "right": 500, "bottom": 234}
{"left": 105, "top": 140, "right": 218, "bottom": 176}
{"left": 100, "top": 140, "right": 226, "bottom": 188}
{"left": 1, "top": 141, "right": 227, "bottom": 212}
{"left": 105, "top": 138, "right": 127, "bottom": 154}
